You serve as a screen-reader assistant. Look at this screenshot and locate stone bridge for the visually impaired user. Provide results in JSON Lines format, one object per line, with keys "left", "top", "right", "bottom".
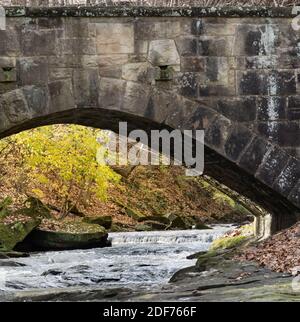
{"left": 0, "top": 4, "right": 300, "bottom": 237}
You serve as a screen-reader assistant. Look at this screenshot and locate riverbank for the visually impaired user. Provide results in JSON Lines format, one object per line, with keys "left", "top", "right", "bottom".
{"left": 1, "top": 226, "right": 300, "bottom": 302}
{"left": 2, "top": 250, "right": 297, "bottom": 302}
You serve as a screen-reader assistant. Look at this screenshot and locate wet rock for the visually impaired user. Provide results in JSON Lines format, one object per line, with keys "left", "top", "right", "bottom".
{"left": 135, "top": 223, "right": 152, "bottom": 232}
{"left": 83, "top": 215, "right": 112, "bottom": 229}
{"left": 42, "top": 269, "right": 63, "bottom": 276}
{"left": 26, "top": 221, "right": 109, "bottom": 251}
{"left": 0, "top": 260, "right": 26, "bottom": 267}
{"left": 137, "top": 215, "right": 170, "bottom": 225}
{"left": 0, "top": 251, "right": 29, "bottom": 259}
{"left": 164, "top": 213, "right": 188, "bottom": 230}
{"left": 18, "top": 196, "right": 51, "bottom": 219}
{"left": 141, "top": 221, "right": 167, "bottom": 231}
{"left": 0, "top": 216, "right": 40, "bottom": 252}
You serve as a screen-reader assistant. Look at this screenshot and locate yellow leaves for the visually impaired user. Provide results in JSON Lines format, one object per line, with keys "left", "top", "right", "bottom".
{"left": 4, "top": 124, "right": 120, "bottom": 211}
{"left": 31, "top": 188, "right": 45, "bottom": 199}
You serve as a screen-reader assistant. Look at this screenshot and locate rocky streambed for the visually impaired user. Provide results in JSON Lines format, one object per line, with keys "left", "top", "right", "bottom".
{"left": 1, "top": 226, "right": 299, "bottom": 302}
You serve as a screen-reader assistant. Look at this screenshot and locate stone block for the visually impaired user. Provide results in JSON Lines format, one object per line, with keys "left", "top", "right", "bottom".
{"left": 17, "top": 57, "right": 49, "bottom": 86}
{"left": 0, "top": 89, "right": 30, "bottom": 123}
{"left": 257, "top": 96, "right": 286, "bottom": 121}
{"left": 178, "top": 72, "right": 198, "bottom": 98}
{"left": 257, "top": 121, "right": 300, "bottom": 147}
{"left": 273, "top": 158, "right": 300, "bottom": 197}
{"left": 224, "top": 125, "right": 253, "bottom": 161}
{"left": 238, "top": 71, "right": 296, "bottom": 96}
{"left": 96, "top": 23, "right": 134, "bottom": 54}
{"left": 97, "top": 54, "right": 129, "bottom": 78}
{"left": 288, "top": 180, "right": 300, "bottom": 208}
{"left": 175, "top": 38, "right": 198, "bottom": 57}
{"left": 98, "top": 77, "right": 126, "bottom": 110}
{"left": 48, "top": 79, "right": 75, "bottom": 112}
{"left": 234, "top": 24, "right": 279, "bottom": 56}
{"left": 122, "top": 82, "right": 150, "bottom": 116}
{"left": 22, "top": 85, "right": 49, "bottom": 117}
{"left": 205, "top": 116, "right": 232, "bottom": 152}
{"left": 197, "top": 36, "right": 234, "bottom": 56}
{"left": 287, "top": 96, "right": 300, "bottom": 120}
{"left": 122, "top": 62, "right": 156, "bottom": 84}
{"left": 148, "top": 39, "right": 180, "bottom": 67}
{"left": 59, "top": 38, "right": 96, "bottom": 55}
{"left": 217, "top": 97, "right": 256, "bottom": 122}
{"left": 206, "top": 57, "right": 229, "bottom": 84}
{"left": 239, "top": 137, "right": 271, "bottom": 174}
{"left": 0, "top": 29, "right": 21, "bottom": 56}
{"left": 181, "top": 56, "right": 205, "bottom": 72}
{"left": 72, "top": 68, "right": 100, "bottom": 107}
{"left": 256, "top": 146, "right": 290, "bottom": 187}
{"left": 135, "top": 20, "right": 182, "bottom": 40}
{"left": 22, "top": 30, "right": 56, "bottom": 56}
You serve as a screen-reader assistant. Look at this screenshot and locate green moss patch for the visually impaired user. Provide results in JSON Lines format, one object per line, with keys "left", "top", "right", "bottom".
{"left": 210, "top": 235, "right": 247, "bottom": 251}
{"left": 0, "top": 215, "right": 40, "bottom": 251}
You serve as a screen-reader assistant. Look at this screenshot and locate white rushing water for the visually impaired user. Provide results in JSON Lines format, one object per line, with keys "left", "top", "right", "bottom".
{"left": 0, "top": 225, "right": 232, "bottom": 293}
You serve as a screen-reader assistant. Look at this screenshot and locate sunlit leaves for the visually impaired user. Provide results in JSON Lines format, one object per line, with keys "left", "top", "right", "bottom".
{"left": 3, "top": 125, "right": 120, "bottom": 216}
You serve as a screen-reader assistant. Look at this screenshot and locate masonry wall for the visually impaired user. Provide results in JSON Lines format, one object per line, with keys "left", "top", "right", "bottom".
{"left": 0, "top": 7, "right": 299, "bottom": 213}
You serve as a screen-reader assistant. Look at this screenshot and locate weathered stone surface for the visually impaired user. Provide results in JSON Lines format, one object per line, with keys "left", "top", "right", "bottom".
{"left": 48, "top": 79, "right": 75, "bottom": 111}
{"left": 96, "top": 23, "right": 134, "bottom": 54}
{"left": 72, "top": 68, "right": 100, "bottom": 107}
{"left": 98, "top": 77, "right": 126, "bottom": 110}
{"left": 217, "top": 97, "right": 256, "bottom": 122}
{"left": 289, "top": 180, "right": 300, "bottom": 208}
{"left": 287, "top": 96, "right": 300, "bottom": 120}
{"left": 257, "top": 96, "right": 286, "bottom": 121}
{"left": 273, "top": 158, "right": 300, "bottom": 197}
{"left": 205, "top": 116, "right": 231, "bottom": 152}
{"left": 224, "top": 126, "right": 253, "bottom": 161}
{"left": 148, "top": 39, "right": 180, "bottom": 67}
{"left": 238, "top": 71, "right": 296, "bottom": 96}
{"left": 239, "top": 137, "right": 271, "bottom": 174}
{"left": 22, "top": 85, "right": 49, "bottom": 117}
{"left": 0, "top": 12, "right": 299, "bottom": 230}
{"left": 17, "top": 57, "right": 49, "bottom": 86}
{"left": 1, "top": 89, "right": 30, "bottom": 123}
{"left": 122, "top": 62, "right": 155, "bottom": 84}
{"left": 83, "top": 215, "right": 112, "bottom": 229}
{"left": 0, "top": 57, "right": 16, "bottom": 83}
{"left": 257, "top": 121, "right": 300, "bottom": 147}
{"left": 256, "top": 147, "right": 290, "bottom": 187}
{"left": 22, "top": 30, "right": 56, "bottom": 56}
{"left": 122, "top": 81, "right": 150, "bottom": 116}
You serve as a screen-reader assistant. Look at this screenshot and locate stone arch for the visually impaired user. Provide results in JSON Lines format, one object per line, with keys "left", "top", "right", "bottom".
{"left": 0, "top": 86, "right": 299, "bottom": 238}
{"left": 0, "top": 9, "right": 300, "bottom": 237}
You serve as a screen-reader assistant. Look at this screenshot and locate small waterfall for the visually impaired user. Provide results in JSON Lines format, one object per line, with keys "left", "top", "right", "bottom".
{"left": 110, "top": 226, "right": 232, "bottom": 246}
{"left": 0, "top": 226, "right": 233, "bottom": 294}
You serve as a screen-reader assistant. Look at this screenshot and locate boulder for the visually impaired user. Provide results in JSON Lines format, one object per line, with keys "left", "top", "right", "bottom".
{"left": 0, "top": 215, "right": 40, "bottom": 252}
{"left": 164, "top": 213, "right": 187, "bottom": 230}
{"left": 142, "top": 220, "right": 167, "bottom": 231}
{"left": 135, "top": 223, "right": 152, "bottom": 232}
{"left": 0, "top": 251, "right": 29, "bottom": 259}
{"left": 26, "top": 221, "right": 109, "bottom": 251}
{"left": 137, "top": 215, "right": 170, "bottom": 225}
{"left": 18, "top": 197, "right": 51, "bottom": 219}
{"left": 83, "top": 215, "right": 112, "bottom": 229}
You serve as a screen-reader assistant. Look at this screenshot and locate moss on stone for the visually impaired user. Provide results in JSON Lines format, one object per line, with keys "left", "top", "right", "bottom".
{"left": 0, "top": 217, "right": 40, "bottom": 251}
{"left": 83, "top": 215, "right": 112, "bottom": 229}
{"left": 210, "top": 235, "right": 247, "bottom": 251}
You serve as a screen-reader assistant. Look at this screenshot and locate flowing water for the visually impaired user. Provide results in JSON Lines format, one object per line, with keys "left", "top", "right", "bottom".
{"left": 0, "top": 225, "right": 232, "bottom": 297}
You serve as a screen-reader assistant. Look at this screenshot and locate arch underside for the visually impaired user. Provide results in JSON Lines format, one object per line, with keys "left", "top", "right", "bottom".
{"left": 0, "top": 107, "right": 298, "bottom": 235}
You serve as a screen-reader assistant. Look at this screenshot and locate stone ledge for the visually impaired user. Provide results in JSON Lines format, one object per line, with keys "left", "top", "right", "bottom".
{"left": 3, "top": 6, "right": 297, "bottom": 18}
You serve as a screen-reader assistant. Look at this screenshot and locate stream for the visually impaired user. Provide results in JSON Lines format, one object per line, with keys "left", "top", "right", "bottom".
{"left": 0, "top": 225, "right": 233, "bottom": 300}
